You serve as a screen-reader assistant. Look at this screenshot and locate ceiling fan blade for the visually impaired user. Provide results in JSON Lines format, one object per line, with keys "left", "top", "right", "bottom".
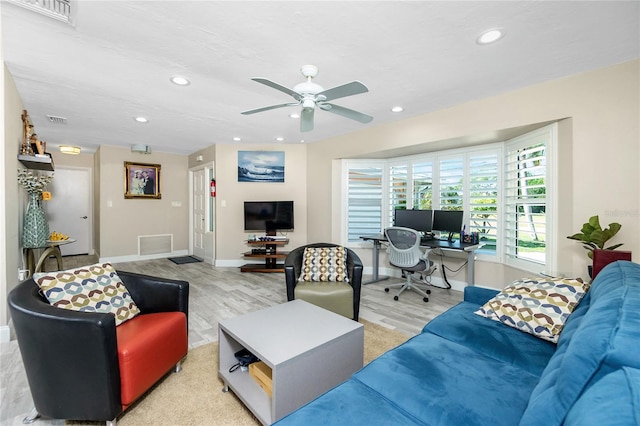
{"left": 241, "top": 103, "right": 298, "bottom": 115}
{"left": 252, "top": 78, "right": 302, "bottom": 100}
{"left": 300, "top": 108, "right": 314, "bottom": 132}
{"left": 317, "top": 81, "right": 369, "bottom": 102}
{"left": 322, "top": 103, "right": 373, "bottom": 124}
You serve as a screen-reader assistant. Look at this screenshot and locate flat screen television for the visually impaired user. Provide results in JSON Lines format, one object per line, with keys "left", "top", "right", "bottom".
{"left": 394, "top": 209, "right": 433, "bottom": 233}
{"left": 432, "top": 210, "right": 464, "bottom": 241}
{"left": 244, "top": 201, "right": 294, "bottom": 233}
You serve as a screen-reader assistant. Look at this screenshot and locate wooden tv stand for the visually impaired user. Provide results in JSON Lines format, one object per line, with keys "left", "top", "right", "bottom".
{"left": 241, "top": 239, "right": 289, "bottom": 273}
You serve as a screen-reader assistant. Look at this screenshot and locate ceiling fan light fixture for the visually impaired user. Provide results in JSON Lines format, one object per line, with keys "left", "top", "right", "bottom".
{"left": 477, "top": 28, "right": 504, "bottom": 45}
{"left": 59, "top": 145, "right": 81, "bottom": 155}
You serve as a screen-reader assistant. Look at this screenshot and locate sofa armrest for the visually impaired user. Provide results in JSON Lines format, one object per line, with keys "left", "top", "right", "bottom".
{"left": 8, "top": 280, "right": 122, "bottom": 420}
{"left": 117, "top": 270, "right": 189, "bottom": 317}
{"left": 464, "top": 286, "right": 499, "bottom": 305}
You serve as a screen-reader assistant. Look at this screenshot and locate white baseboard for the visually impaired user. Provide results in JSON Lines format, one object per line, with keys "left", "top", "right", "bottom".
{"left": 0, "top": 325, "right": 10, "bottom": 343}
{"left": 100, "top": 250, "right": 189, "bottom": 264}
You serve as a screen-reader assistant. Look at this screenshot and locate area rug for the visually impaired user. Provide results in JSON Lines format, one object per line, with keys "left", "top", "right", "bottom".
{"left": 67, "top": 320, "right": 410, "bottom": 425}
{"left": 167, "top": 255, "right": 202, "bottom": 265}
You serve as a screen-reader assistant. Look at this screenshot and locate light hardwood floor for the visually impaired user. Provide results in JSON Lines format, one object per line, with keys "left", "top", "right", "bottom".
{"left": 1, "top": 255, "right": 463, "bottom": 425}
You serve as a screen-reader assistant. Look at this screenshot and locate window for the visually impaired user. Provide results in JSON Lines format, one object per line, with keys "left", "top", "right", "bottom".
{"left": 389, "top": 164, "right": 408, "bottom": 220}
{"left": 346, "top": 163, "right": 384, "bottom": 242}
{"left": 342, "top": 124, "right": 555, "bottom": 272}
{"left": 504, "top": 127, "right": 553, "bottom": 270}
{"left": 412, "top": 162, "right": 433, "bottom": 210}
{"left": 469, "top": 153, "right": 499, "bottom": 253}
{"left": 437, "top": 156, "right": 464, "bottom": 210}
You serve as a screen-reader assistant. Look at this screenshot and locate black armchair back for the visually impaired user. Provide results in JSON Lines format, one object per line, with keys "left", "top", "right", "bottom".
{"left": 8, "top": 270, "right": 189, "bottom": 422}
{"left": 284, "top": 243, "right": 363, "bottom": 320}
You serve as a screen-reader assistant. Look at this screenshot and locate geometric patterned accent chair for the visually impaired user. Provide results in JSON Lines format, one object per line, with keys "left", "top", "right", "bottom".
{"left": 284, "top": 243, "right": 363, "bottom": 321}
{"left": 8, "top": 269, "right": 189, "bottom": 426}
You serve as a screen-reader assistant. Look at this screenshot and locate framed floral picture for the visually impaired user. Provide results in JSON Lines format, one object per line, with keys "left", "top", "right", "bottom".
{"left": 124, "top": 162, "right": 161, "bottom": 199}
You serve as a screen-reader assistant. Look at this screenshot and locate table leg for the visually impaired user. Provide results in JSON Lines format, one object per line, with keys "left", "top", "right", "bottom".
{"left": 34, "top": 246, "right": 63, "bottom": 273}
{"left": 466, "top": 250, "right": 475, "bottom": 286}
{"left": 363, "top": 240, "right": 389, "bottom": 285}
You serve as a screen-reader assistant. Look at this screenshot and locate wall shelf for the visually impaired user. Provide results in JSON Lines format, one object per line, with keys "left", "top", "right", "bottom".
{"left": 18, "top": 154, "right": 54, "bottom": 171}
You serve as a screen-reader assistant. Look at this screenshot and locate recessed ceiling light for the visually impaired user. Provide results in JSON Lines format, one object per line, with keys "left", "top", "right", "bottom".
{"left": 477, "top": 28, "right": 504, "bottom": 45}
{"left": 275, "top": 137, "right": 284, "bottom": 142}
{"left": 134, "top": 116, "right": 148, "bottom": 123}
{"left": 289, "top": 113, "right": 300, "bottom": 119}
{"left": 300, "top": 139, "right": 305, "bottom": 144}
{"left": 233, "top": 137, "right": 241, "bottom": 141}
{"left": 391, "top": 106, "right": 404, "bottom": 113}
{"left": 170, "top": 75, "right": 191, "bottom": 86}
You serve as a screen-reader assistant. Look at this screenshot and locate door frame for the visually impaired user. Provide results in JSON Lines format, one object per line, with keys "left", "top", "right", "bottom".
{"left": 189, "top": 162, "right": 215, "bottom": 265}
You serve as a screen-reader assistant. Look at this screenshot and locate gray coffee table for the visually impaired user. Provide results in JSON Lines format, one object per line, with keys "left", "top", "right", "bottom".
{"left": 218, "top": 299, "right": 364, "bottom": 425}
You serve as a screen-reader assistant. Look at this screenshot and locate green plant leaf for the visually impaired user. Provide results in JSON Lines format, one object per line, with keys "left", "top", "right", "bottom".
{"left": 588, "top": 215, "right": 602, "bottom": 230}
{"left": 604, "top": 243, "right": 624, "bottom": 251}
{"left": 608, "top": 222, "right": 622, "bottom": 236}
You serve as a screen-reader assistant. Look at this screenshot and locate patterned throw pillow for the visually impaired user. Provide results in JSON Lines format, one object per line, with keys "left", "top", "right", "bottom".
{"left": 33, "top": 262, "right": 140, "bottom": 326}
{"left": 475, "top": 277, "right": 590, "bottom": 343}
{"left": 300, "top": 246, "right": 349, "bottom": 282}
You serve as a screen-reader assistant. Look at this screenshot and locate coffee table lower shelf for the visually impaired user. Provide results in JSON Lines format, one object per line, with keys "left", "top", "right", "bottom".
{"left": 218, "top": 300, "right": 364, "bottom": 425}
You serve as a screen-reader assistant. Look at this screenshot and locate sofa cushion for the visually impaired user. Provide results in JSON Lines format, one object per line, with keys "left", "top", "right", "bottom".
{"left": 300, "top": 247, "right": 349, "bottom": 282}
{"left": 520, "top": 261, "right": 640, "bottom": 426}
{"left": 475, "top": 277, "right": 589, "bottom": 343}
{"left": 33, "top": 262, "right": 140, "bottom": 326}
{"left": 354, "top": 332, "right": 541, "bottom": 426}
{"left": 294, "top": 282, "right": 353, "bottom": 319}
{"left": 116, "top": 312, "right": 188, "bottom": 406}
{"left": 424, "top": 301, "right": 556, "bottom": 376}
{"left": 564, "top": 367, "right": 640, "bottom": 426}
{"left": 275, "top": 379, "right": 424, "bottom": 425}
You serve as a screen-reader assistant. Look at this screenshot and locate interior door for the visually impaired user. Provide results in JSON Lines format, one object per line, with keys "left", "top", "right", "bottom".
{"left": 192, "top": 168, "right": 206, "bottom": 259}
{"left": 45, "top": 167, "right": 92, "bottom": 256}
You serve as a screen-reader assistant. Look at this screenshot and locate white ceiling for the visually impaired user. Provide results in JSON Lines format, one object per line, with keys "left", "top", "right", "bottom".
{"left": 2, "top": 1, "right": 639, "bottom": 156}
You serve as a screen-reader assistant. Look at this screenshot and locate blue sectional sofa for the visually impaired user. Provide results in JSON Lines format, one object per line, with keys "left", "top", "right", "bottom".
{"left": 276, "top": 261, "right": 640, "bottom": 425}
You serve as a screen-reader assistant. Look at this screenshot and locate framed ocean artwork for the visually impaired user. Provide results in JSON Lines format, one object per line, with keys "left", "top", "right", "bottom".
{"left": 238, "top": 151, "right": 285, "bottom": 183}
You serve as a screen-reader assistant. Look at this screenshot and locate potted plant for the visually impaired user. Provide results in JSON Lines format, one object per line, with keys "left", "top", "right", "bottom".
{"left": 567, "top": 215, "right": 624, "bottom": 277}
{"left": 567, "top": 215, "right": 623, "bottom": 258}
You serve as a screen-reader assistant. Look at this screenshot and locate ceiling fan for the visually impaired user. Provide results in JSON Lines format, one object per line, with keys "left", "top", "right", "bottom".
{"left": 241, "top": 65, "right": 373, "bottom": 132}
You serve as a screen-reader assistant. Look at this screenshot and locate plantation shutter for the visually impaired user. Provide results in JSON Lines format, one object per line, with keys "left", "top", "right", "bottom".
{"left": 412, "top": 161, "right": 433, "bottom": 210}
{"left": 469, "top": 153, "right": 499, "bottom": 254}
{"left": 347, "top": 165, "right": 383, "bottom": 242}
{"left": 438, "top": 156, "right": 464, "bottom": 210}
{"left": 389, "top": 164, "right": 408, "bottom": 224}
{"left": 505, "top": 141, "right": 547, "bottom": 265}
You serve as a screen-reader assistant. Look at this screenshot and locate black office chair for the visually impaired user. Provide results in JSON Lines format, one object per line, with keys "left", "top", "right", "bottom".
{"left": 384, "top": 227, "right": 435, "bottom": 302}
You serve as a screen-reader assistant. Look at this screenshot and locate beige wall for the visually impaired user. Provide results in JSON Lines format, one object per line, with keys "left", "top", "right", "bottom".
{"left": 97, "top": 145, "right": 189, "bottom": 258}
{"left": 308, "top": 60, "right": 640, "bottom": 285}
{"left": 212, "top": 144, "right": 308, "bottom": 263}
{"left": 2, "top": 65, "right": 24, "bottom": 328}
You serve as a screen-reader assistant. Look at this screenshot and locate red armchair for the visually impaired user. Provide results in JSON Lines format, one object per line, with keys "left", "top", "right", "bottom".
{"left": 8, "top": 270, "right": 189, "bottom": 425}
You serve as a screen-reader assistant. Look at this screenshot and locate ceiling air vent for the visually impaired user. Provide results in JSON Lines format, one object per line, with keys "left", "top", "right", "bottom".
{"left": 7, "top": 0, "right": 75, "bottom": 25}
{"left": 46, "top": 115, "right": 67, "bottom": 124}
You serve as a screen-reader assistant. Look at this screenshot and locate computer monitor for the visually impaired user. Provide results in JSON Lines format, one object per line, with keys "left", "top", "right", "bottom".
{"left": 432, "top": 210, "right": 464, "bottom": 242}
{"left": 393, "top": 209, "right": 433, "bottom": 233}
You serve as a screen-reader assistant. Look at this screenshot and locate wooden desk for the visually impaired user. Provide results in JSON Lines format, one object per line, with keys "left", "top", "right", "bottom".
{"left": 25, "top": 239, "right": 76, "bottom": 276}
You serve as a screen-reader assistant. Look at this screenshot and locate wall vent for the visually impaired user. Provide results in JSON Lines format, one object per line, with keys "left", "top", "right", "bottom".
{"left": 46, "top": 115, "right": 67, "bottom": 124}
{"left": 138, "top": 234, "right": 173, "bottom": 256}
{"left": 7, "top": 0, "right": 75, "bottom": 25}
